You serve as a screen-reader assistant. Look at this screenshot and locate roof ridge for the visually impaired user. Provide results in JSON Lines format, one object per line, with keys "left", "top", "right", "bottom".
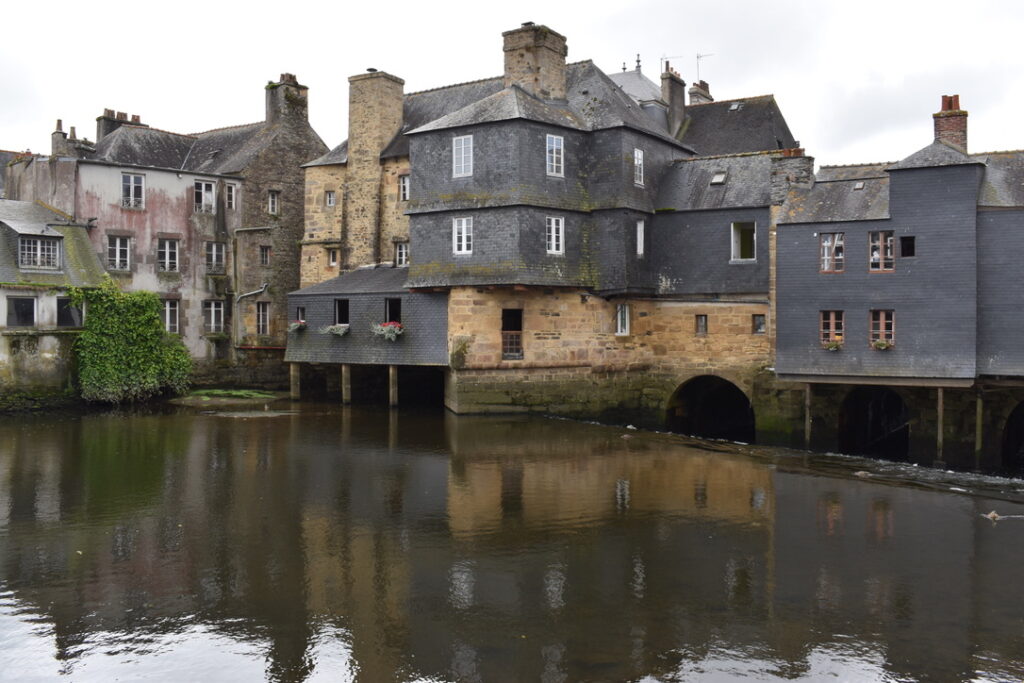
{"left": 676, "top": 149, "right": 781, "bottom": 162}
{"left": 820, "top": 161, "right": 896, "bottom": 169}
{"left": 117, "top": 123, "right": 197, "bottom": 139}
{"left": 972, "top": 148, "right": 1024, "bottom": 156}
{"left": 406, "top": 74, "right": 502, "bottom": 97}
{"left": 690, "top": 94, "right": 774, "bottom": 107}
{"left": 189, "top": 121, "right": 264, "bottom": 136}
{"left": 816, "top": 175, "right": 888, "bottom": 182}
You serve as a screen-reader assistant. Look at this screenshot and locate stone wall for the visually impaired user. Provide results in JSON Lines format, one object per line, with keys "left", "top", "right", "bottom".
{"left": 301, "top": 163, "right": 347, "bottom": 287}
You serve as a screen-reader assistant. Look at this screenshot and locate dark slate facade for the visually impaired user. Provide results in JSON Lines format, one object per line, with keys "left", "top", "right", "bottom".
{"left": 285, "top": 267, "right": 447, "bottom": 366}
{"left": 776, "top": 154, "right": 985, "bottom": 381}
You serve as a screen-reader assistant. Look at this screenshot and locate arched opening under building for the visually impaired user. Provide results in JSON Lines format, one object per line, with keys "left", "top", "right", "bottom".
{"left": 665, "top": 376, "right": 755, "bottom": 443}
{"left": 837, "top": 387, "right": 909, "bottom": 461}
{"left": 1001, "top": 401, "right": 1024, "bottom": 477}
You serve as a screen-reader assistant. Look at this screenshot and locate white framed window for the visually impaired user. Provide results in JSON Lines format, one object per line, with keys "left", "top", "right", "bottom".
{"left": 256, "top": 301, "right": 270, "bottom": 335}
{"left": 121, "top": 173, "right": 144, "bottom": 208}
{"left": 268, "top": 190, "right": 280, "bottom": 215}
{"left": 820, "top": 232, "right": 844, "bottom": 272}
{"left": 634, "top": 148, "right": 644, "bottom": 186}
{"left": 205, "top": 241, "right": 225, "bottom": 273}
{"left": 157, "top": 238, "right": 179, "bottom": 272}
{"left": 395, "top": 242, "right": 409, "bottom": 266}
{"left": 328, "top": 248, "right": 338, "bottom": 267}
{"left": 6, "top": 296, "right": 36, "bottom": 327}
{"left": 545, "top": 216, "right": 564, "bottom": 255}
{"left": 18, "top": 237, "right": 60, "bottom": 270}
{"left": 453, "top": 135, "right": 473, "bottom": 177}
{"left": 107, "top": 236, "right": 130, "bottom": 270}
{"left": 225, "top": 184, "right": 236, "bottom": 210}
{"left": 730, "top": 222, "right": 756, "bottom": 262}
{"left": 259, "top": 245, "right": 271, "bottom": 266}
{"left": 203, "top": 300, "right": 224, "bottom": 333}
{"left": 636, "top": 220, "right": 645, "bottom": 257}
{"left": 546, "top": 134, "right": 564, "bottom": 177}
{"left": 453, "top": 217, "right": 473, "bottom": 254}
{"left": 398, "top": 175, "right": 410, "bottom": 201}
{"left": 325, "top": 190, "right": 336, "bottom": 207}
{"left": 194, "top": 180, "right": 215, "bottom": 213}
{"left": 615, "top": 303, "right": 630, "bottom": 336}
{"left": 162, "top": 300, "right": 179, "bottom": 333}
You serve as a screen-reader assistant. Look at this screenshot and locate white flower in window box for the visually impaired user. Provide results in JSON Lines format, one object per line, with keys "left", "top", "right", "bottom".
{"left": 372, "top": 321, "right": 404, "bottom": 341}
{"left": 288, "top": 320, "right": 306, "bottom": 332}
{"left": 320, "top": 324, "right": 349, "bottom": 337}
{"left": 871, "top": 339, "right": 893, "bottom": 351}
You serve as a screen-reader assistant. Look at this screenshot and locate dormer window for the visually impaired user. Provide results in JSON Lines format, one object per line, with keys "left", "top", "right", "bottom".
{"left": 710, "top": 171, "right": 727, "bottom": 185}
{"left": 18, "top": 236, "right": 60, "bottom": 270}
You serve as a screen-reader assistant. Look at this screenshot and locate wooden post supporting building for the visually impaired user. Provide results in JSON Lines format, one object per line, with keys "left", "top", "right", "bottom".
{"left": 935, "top": 387, "right": 945, "bottom": 468}
{"left": 289, "top": 363, "right": 301, "bottom": 400}
{"left": 974, "top": 392, "right": 984, "bottom": 471}
{"left": 389, "top": 365, "right": 398, "bottom": 407}
{"left": 341, "top": 364, "right": 351, "bottom": 405}
{"left": 804, "top": 383, "right": 812, "bottom": 450}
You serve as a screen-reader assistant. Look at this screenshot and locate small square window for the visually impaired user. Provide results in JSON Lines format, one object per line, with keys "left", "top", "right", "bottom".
{"left": 710, "top": 171, "right": 727, "bottom": 185}
{"left": 695, "top": 314, "right": 708, "bottom": 336}
{"left": 6, "top": 297, "right": 35, "bottom": 327}
{"left": 900, "top": 236, "right": 916, "bottom": 258}
{"left": 325, "top": 190, "right": 336, "bottom": 207}
{"left": 752, "top": 314, "right": 766, "bottom": 335}
{"left": 853, "top": 181, "right": 865, "bottom": 191}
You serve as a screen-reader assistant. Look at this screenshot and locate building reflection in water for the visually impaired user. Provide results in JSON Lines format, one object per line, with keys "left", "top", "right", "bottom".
{"left": 0, "top": 407, "right": 1022, "bottom": 681}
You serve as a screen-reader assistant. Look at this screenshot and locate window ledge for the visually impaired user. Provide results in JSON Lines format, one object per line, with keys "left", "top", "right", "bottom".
{"left": 729, "top": 259, "right": 757, "bottom": 265}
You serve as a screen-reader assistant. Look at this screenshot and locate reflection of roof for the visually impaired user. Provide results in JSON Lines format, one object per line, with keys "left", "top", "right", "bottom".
{"left": 655, "top": 153, "right": 775, "bottom": 211}
{"left": 290, "top": 265, "right": 410, "bottom": 296}
{"left": 679, "top": 96, "right": 797, "bottom": 156}
{"left": 0, "top": 199, "right": 106, "bottom": 286}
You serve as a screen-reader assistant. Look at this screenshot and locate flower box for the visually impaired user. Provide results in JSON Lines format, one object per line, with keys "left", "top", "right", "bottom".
{"left": 372, "top": 321, "right": 404, "bottom": 341}
{"left": 871, "top": 339, "right": 893, "bottom": 351}
{"left": 288, "top": 320, "right": 307, "bottom": 332}
{"left": 319, "top": 324, "right": 349, "bottom": 337}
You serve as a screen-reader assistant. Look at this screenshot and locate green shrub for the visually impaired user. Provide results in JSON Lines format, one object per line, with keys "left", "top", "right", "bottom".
{"left": 70, "top": 278, "right": 192, "bottom": 403}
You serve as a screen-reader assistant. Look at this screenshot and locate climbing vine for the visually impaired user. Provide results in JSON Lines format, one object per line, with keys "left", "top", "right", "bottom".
{"left": 69, "top": 278, "right": 192, "bottom": 403}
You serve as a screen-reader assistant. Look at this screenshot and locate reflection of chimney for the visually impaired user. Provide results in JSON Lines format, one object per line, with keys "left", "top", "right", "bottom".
{"left": 689, "top": 80, "right": 713, "bottom": 105}
{"left": 934, "top": 94, "right": 967, "bottom": 152}
{"left": 502, "top": 22, "right": 568, "bottom": 100}
{"left": 661, "top": 61, "right": 686, "bottom": 137}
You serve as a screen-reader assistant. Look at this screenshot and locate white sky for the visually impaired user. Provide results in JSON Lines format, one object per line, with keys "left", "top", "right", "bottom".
{"left": 3, "top": 0, "right": 1024, "bottom": 167}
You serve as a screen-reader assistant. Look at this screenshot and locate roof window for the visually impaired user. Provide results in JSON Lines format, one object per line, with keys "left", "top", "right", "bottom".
{"left": 728, "top": 101, "right": 744, "bottom": 112}
{"left": 853, "top": 181, "right": 865, "bottom": 191}
{"left": 710, "top": 171, "right": 728, "bottom": 185}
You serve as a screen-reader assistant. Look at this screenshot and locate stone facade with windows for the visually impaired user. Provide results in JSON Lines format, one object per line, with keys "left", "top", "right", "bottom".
{"left": 4, "top": 74, "right": 327, "bottom": 383}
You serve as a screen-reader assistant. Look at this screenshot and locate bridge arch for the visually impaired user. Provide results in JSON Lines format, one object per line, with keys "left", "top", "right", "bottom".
{"left": 665, "top": 375, "right": 755, "bottom": 443}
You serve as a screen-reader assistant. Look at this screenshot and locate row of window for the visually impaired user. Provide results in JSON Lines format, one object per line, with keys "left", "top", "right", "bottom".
{"left": 449, "top": 134, "right": 646, "bottom": 187}
{"left": 160, "top": 300, "right": 271, "bottom": 336}
{"left": 5, "top": 297, "right": 82, "bottom": 328}
{"left": 820, "top": 310, "right": 895, "bottom": 346}
{"left": 819, "top": 231, "right": 916, "bottom": 273}
{"left": 119, "top": 174, "right": 280, "bottom": 215}
{"left": 106, "top": 237, "right": 271, "bottom": 272}
{"left": 324, "top": 176, "right": 409, "bottom": 208}
{"left": 294, "top": 298, "right": 402, "bottom": 328}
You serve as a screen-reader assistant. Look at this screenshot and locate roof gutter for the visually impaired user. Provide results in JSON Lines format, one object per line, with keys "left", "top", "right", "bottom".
{"left": 235, "top": 283, "right": 269, "bottom": 304}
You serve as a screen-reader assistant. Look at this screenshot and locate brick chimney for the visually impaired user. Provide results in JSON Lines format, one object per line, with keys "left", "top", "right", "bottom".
{"left": 502, "top": 22, "right": 568, "bottom": 100}
{"left": 266, "top": 73, "right": 310, "bottom": 126}
{"left": 933, "top": 94, "right": 967, "bottom": 151}
{"left": 661, "top": 61, "right": 686, "bottom": 138}
{"left": 689, "top": 80, "right": 713, "bottom": 105}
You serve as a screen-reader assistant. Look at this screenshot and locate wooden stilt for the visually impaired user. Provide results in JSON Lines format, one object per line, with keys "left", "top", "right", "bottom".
{"left": 341, "top": 364, "right": 351, "bottom": 405}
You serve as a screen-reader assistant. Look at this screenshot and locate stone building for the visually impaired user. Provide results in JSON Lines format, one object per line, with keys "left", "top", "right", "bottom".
{"left": 4, "top": 75, "right": 327, "bottom": 384}
{"left": 0, "top": 199, "right": 105, "bottom": 400}
{"left": 776, "top": 95, "right": 1024, "bottom": 474}
{"left": 287, "top": 22, "right": 806, "bottom": 445}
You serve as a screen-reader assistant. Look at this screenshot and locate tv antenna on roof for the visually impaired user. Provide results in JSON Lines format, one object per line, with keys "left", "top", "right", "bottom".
{"left": 696, "top": 52, "right": 715, "bottom": 81}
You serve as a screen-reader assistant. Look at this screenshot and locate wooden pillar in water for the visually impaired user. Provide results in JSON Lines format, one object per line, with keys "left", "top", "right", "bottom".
{"left": 289, "top": 363, "right": 301, "bottom": 400}
{"left": 934, "top": 387, "right": 945, "bottom": 468}
{"left": 974, "top": 392, "right": 984, "bottom": 471}
{"left": 341, "top": 364, "right": 351, "bottom": 405}
{"left": 804, "top": 383, "right": 812, "bottom": 450}
{"left": 389, "top": 365, "right": 398, "bottom": 407}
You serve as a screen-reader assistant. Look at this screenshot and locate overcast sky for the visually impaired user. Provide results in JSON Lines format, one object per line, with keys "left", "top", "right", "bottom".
{"left": 4, "top": 0, "right": 1023, "bottom": 167}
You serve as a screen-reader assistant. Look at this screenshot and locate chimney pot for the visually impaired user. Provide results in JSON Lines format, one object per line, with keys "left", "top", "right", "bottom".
{"left": 933, "top": 94, "right": 968, "bottom": 151}
{"left": 103, "top": 108, "right": 115, "bottom": 118}
{"left": 69, "top": 126, "right": 77, "bottom": 139}
{"left": 130, "top": 114, "right": 140, "bottom": 124}
{"left": 55, "top": 119, "right": 63, "bottom": 132}
{"left": 115, "top": 111, "right": 127, "bottom": 121}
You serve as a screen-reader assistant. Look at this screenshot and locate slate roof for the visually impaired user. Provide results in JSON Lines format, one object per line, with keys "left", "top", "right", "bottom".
{"left": 290, "top": 265, "right": 411, "bottom": 297}
{"left": 89, "top": 125, "right": 195, "bottom": 169}
{"left": 655, "top": 153, "right": 775, "bottom": 211}
{"left": 888, "top": 140, "right": 979, "bottom": 170}
{"left": 779, "top": 176, "right": 890, "bottom": 224}
{"left": 678, "top": 96, "right": 797, "bottom": 156}
{"left": 815, "top": 163, "right": 894, "bottom": 181}
{"left": 0, "top": 150, "right": 21, "bottom": 198}
{"left": 608, "top": 68, "right": 662, "bottom": 102}
{"left": 0, "top": 199, "right": 106, "bottom": 287}
{"left": 973, "top": 150, "right": 1024, "bottom": 207}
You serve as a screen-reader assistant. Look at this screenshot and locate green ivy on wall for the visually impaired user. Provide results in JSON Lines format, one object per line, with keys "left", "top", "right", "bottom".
{"left": 69, "top": 278, "right": 192, "bottom": 403}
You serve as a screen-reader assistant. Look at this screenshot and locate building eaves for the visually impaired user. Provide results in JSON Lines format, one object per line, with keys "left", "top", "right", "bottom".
{"left": 290, "top": 265, "right": 411, "bottom": 297}
{"left": 888, "top": 139, "right": 980, "bottom": 170}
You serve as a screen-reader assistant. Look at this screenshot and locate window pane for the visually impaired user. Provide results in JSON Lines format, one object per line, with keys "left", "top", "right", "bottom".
{"left": 6, "top": 297, "right": 35, "bottom": 327}
{"left": 57, "top": 298, "right": 82, "bottom": 327}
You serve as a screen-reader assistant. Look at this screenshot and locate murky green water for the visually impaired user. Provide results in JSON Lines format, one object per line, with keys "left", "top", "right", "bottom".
{"left": 1, "top": 404, "right": 1023, "bottom": 682}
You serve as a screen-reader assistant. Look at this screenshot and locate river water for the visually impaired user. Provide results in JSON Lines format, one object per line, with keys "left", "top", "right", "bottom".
{"left": 1, "top": 403, "right": 1023, "bottom": 682}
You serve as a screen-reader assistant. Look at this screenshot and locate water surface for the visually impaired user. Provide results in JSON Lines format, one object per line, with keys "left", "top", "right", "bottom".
{"left": 1, "top": 404, "right": 1023, "bottom": 681}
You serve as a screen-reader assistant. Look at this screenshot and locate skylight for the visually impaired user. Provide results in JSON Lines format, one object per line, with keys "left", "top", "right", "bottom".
{"left": 710, "top": 171, "right": 728, "bottom": 185}
{"left": 728, "top": 102, "right": 744, "bottom": 112}
{"left": 853, "top": 181, "right": 865, "bottom": 190}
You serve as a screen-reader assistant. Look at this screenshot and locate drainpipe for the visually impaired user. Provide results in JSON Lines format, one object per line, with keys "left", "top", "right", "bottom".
{"left": 234, "top": 283, "right": 269, "bottom": 349}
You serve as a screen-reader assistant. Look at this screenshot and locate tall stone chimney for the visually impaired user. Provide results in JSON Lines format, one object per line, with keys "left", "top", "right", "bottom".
{"left": 51, "top": 119, "right": 71, "bottom": 156}
{"left": 933, "top": 94, "right": 967, "bottom": 151}
{"left": 502, "top": 22, "right": 568, "bottom": 100}
{"left": 661, "top": 61, "right": 686, "bottom": 137}
{"left": 266, "top": 73, "right": 310, "bottom": 126}
{"left": 689, "top": 80, "right": 713, "bottom": 105}
{"left": 345, "top": 69, "right": 405, "bottom": 266}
